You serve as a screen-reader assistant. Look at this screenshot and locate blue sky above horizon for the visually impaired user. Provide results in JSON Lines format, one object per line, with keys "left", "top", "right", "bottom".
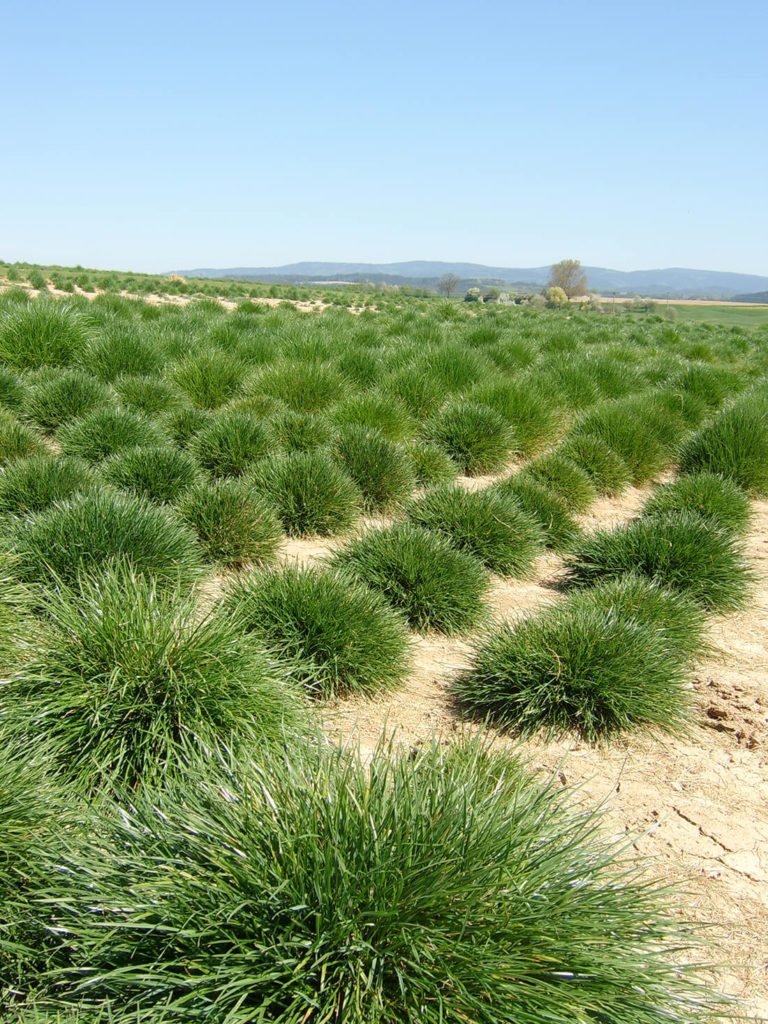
{"left": 2, "top": 0, "right": 766, "bottom": 276}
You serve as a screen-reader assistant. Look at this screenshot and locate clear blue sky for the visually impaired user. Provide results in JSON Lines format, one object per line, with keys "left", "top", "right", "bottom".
{"left": 2, "top": 0, "right": 766, "bottom": 275}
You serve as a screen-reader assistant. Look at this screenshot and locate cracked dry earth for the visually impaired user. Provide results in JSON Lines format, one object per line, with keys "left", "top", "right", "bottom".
{"left": 273, "top": 482, "right": 768, "bottom": 1021}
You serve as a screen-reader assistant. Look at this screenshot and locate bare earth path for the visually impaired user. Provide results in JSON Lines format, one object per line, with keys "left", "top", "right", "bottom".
{"left": 274, "top": 485, "right": 768, "bottom": 1020}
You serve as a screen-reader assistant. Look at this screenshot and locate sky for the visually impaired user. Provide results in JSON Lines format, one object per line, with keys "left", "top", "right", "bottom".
{"left": 1, "top": 0, "right": 766, "bottom": 276}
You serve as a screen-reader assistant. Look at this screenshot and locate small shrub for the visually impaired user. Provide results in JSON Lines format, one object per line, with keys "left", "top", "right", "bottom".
{"left": 100, "top": 445, "right": 200, "bottom": 504}
{"left": 565, "top": 511, "right": 753, "bottom": 611}
{"left": 224, "top": 565, "right": 411, "bottom": 699}
{"left": 406, "top": 483, "right": 543, "bottom": 576}
{"left": 422, "top": 401, "right": 516, "bottom": 476}
{"left": 405, "top": 441, "right": 458, "bottom": 486}
{"left": 1, "top": 566, "right": 304, "bottom": 791}
{"left": 0, "top": 409, "right": 47, "bottom": 466}
{"left": 0, "top": 455, "right": 95, "bottom": 516}
{"left": 331, "top": 424, "right": 416, "bottom": 512}
{"left": 58, "top": 407, "right": 167, "bottom": 463}
{"left": 454, "top": 591, "right": 691, "bottom": 742}
{"left": 679, "top": 395, "right": 768, "bottom": 496}
{"left": 559, "top": 432, "right": 632, "bottom": 496}
{"left": 172, "top": 348, "right": 246, "bottom": 409}
{"left": 112, "top": 373, "right": 184, "bottom": 416}
{"left": 24, "top": 369, "right": 110, "bottom": 431}
{"left": 331, "top": 522, "right": 489, "bottom": 634}
{"left": 0, "top": 301, "right": 88, "bottom": 368}
{"left": 8, "top": 490, "right": 203, "bottom": 591}
{"left": 642, "top": 472, "right": 752, "bottom": 535}
{"left": 190, "top": 408, "right": 273, "bottom": 477}
{"left": 250, "top": 450, "right": 361, "bottom": 537}
{"left": 495, "top": 476, "right": 581, "bottom": 551}
{"left": 175, "top": 478, "right": 282, "bottom": 567}
{"left": 519, "top": 452, "right": 598, "bottom": 512}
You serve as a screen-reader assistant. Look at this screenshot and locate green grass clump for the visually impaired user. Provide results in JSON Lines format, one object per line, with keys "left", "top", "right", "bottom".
{"left": 112, "top": 373, "right": 183, "bottom": 416}
{"left": 251, "top": 361, "right": 348, "bottom": 412}
{"left": 175, "top": 478, "right": 282, "bottom": 567}
{"left": 495, "top": 476, "right": 581, "bottom": 551}
{"left": 386, "top": 363, "right": 445, "bottom": 418}
{"left": 328, "top": 390, "right": 415, "bottom": 440}
{"left": 0, "top": 565, "right": 304, "bottom": 792}
{"left": 572, "top": 400, "right": 669, "bottom": 484}
{"left": 422, "top": 401, "right": 516, "bottom": 476}
{"left": 0, "top": 366, "right": 25, "bottom": 412}
{"left": 0, "top": 301, "right": 88, "bottom": 368}
{"left": 7, "top": 490, "right": 203, "bottom": 591}
{"left": 565, "top": 511, "right": 752, "bottom": 611}
{"left": 24, "top": 370, "right": 110, "bottom": 431}
{"left": 405, "top": 441, "right": 458, "bottom": 486}
{"left": 22, "top": 737, "right": 718, "bottom": 1021}
{"left": 679, "top": 395, "right": 768, "bottom": 496}
{"left": 100, "top": 445, "right": 200, "bottom": 504}
{"left": 82, "top": 322, "right": 162, "bottom": 381}
{"left": 224, "top": 565, "right": 411, "bottom": 699}
{"left": 0, "top": 409, "right": 47, "bottom": 466}
{"left": 642, "top": 472, "right": 752, "bottom": 535}
{"left": 0, "top": 455, "right": 95, "bottom": 516}
{"left": 172, "top": 348, "right": 247, "bottom": 409}
{"left": 331, "top": 522, "right": 488, "bottom": 634}
{"left": 470, "top": 378, "right": 563, "bottom": 456}
{"left": 163, "top": 404, "right": 208, "bottom": 447}
{"left": 559, "top": 432, "right": 632, "bottom": 495}
{"left": 268, "top": 408, "right": 332, "bottom": 453}
{"left": 190, "top": 408, "right": 273, "bottom": 477}
{"left": 331, "top": 424, "right": 416, "bottom": 512}
{"left": 58, "top": 407, "right": 167, "bottom": 463}
{"left": 406, "top": 483, "right": 543, "bottom": 576}
{"left": 454, "top": 592, "right": 691, "bottom": 742}
{"left": 519, "top": 452, "right": 598, "bottom": 512}
{"left": 250, "top": 450, "right": 361, "bottom": 537}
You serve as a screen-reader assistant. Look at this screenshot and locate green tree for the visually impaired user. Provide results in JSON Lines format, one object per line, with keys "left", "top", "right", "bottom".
{"left": 549, "top": 259, "right": 587, "bottom": 298}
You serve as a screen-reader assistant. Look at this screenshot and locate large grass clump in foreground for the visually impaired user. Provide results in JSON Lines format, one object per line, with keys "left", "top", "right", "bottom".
{"left": 422, "top": 400, "right": 516, "bottom": 475}
{"left": 15, "top": 738, "right": 720, "bottom": 1022}
{"left": 0, "top": 455, "right": 95, "bottom": 516}
{"left": 224, "top": 564, "right": 411, "bottom": 699}
{"left": 679, "top": 394, "right": 768, "bottom": 496}
{"left": 0, "top": 565, "right": 305, "bottom": 792}
{"left": 250, "top": 450, "right": 361, "bottom": 536}
{"left": 641, "top": 472, "right": 752, "bottom": 535}
{"left": 565, "top": 510, "right": 753, "bottom": 611}
{"left": 175, "top": 478, "right": 282, "bottom": 567}
{"left": 331, "top": 522, "right": 489, "bottom": 634}
{"left": 406, "top": 483, "right": 543, "bottom": 576}
{"left": 0, "top": 409, "right": 47, "bottom": 466}
{"left": 0, "top": 301, "right": 89, "bottom": 368}
{"left": 454, "top": 588, "right": 694, "bottom": 742}
{"left": 6, "top": 490, "right": 203, "bottom": 591}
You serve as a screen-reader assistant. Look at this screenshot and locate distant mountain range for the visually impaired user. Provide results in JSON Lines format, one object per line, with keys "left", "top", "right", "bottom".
{"left": 175, "top": 261, "right": 768, "bottom": 300}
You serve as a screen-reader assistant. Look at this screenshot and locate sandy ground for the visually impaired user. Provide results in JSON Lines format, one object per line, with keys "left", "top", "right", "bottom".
{"left": 272, "top": 482, "right": 768, "bottom": 1021}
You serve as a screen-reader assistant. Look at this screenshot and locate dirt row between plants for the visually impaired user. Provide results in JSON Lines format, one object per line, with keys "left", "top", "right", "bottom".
{"left": 274, "top": 482, "right": 768, "bottom": 1020}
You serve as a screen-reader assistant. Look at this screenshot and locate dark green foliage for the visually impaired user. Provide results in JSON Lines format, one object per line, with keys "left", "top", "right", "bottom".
{"left": 0, "top": 555, "right": 32, "bottom": 673}
{"left": 0, "top": 301, "right": 88, "bottom": 368}
{"left": 24, "top": 369, "right": 110, "bottom": 431}
{"left": 406, "top": 441, "right": 458, "bottom": 486}
{"left": 519, "top": 452, "right": 598, "bottom": 512}
{"left": 423, "top": 401, "right": 516, "bottom": 476}
{"left": 566, "top": 511, "right": 753, "bottom": 611}
{"left": 331, "top": 424, "right": 416, "bottom": 512}
{"left": 268, "top": 408, "right": 332, "bottom": 453}
{"left": 406, "top": 483, "right": 543, "bottom": 576}
{"left": 679, "top": 395, "right": 768, "bottom": 495}
{"left": 0, "top": 455, "right": 95, "bottom": 516}
{"left": 163, "top": 404, "right": 208, "bottom": 447}
{"left": 21, "top": 738, "right": 719, "bottom": 1021}
{"left": 0, "top": 410, "right": 47, "bottom": 466}
{"left": 328, "top": 390, "right": 416, "bottom": 440}
{"left": 190, "top": 408, "right": 272, "bottom": 477}
{"left": 572, "top": 400, "right": 669, "bottom": 484}
{"left": 331, "top": 522, "right": 489, "bottom": 634}
{"left": 58, "top": 407, "right": 167, "bottom": 463}
{"left": 83, "top": 322, "right": 163, "bottom": 381}
{"left": 250, "top": 450, "right": 361, "bottom": 537}
{"left": 112, "top": 374, "right": 183, "bottom": 415}
{"left": 673, "top": 363, "right": 745, "bottom": 411}
{"left": 251, "top": 361, "right": 348, "bottom": 412}
{"left": 651, "top": 387, "right": 709, "bottom": 429}
{"left": 172, "top": 348, "right": 246, "bottom": 409}
{"left": 0, "top": 366, "right": 26, "bottom": 412}
{"left": 224, "top": 565, "right": 411, "bottom": 698}
{"left": 100, "top": 445, "right": 200, "bottom": 504}
{"left": 559, "top": 432, "right": 632, "bottom": 495}
{"left": 175, "top": 478, "right": 282, "bottom": 567}
{"left": 642, "top": 472, "right": 752, "bottom": 535}
{"left": 469, "top": 379, "right": 563, "bottom": 457}
{"left": 7, "top": 490, "right": 203, "bottom": 591}
{"left": 386, "top": 364, "right": 445, "bottom": 419}
{"left": 454, "top": 591, "right": 692, "bottom": 741}
{"left": 0, "top": 566, "right": 304, "bottom": 792}
{"left": 496, "top": 476, "right": 581, "bottom": 551}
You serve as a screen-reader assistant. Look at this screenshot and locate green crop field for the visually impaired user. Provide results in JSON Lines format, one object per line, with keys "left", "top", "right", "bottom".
{"left": 1, "top": 260, "right": 766, "bottom": 1021}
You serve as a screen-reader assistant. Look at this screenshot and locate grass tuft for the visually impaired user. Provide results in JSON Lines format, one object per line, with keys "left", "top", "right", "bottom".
{"left": 190, "top": 408, "right": 273, "bottom": 477}
{"left": 422, "top": 400, "right": 516, "bottom": 476}
{"left": 519, "top": 452, "right": 598, "bottom": 512}
{"left": 0, "top": 455, "right": 95, "bottom": 516}
{"left": 331, "top": 424, "right": 416, "bottom": 512}
{"left": 0, "top": 301, "right": 89, "bottom": 368}
{"left": 494, "top": 475, "right": 582, "bottom": 551}
{"left": 679, "top": 394, "right": 768, "bottom": 496}
{"left": 250, "top": 450, "right": 361, "bottom": 537}
{"left": 642, "top": 472, "right": 752, "bottom": 535}
{"left": 175, "top": 478, "right": 282, "bottom": 567}
{"left": 24, "top": 370, "right": 110, "bottom": 431}
{"left": 0, "top": 409, "right": 47, "bottom": 466}
{"left": 58, "top": 407, "right": 167, "bottom": 463}
{"left": 100, "top": 445, "right": 200, "bottom": 504}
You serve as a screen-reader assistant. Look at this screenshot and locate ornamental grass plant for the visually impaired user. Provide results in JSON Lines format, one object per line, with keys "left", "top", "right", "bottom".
{"left": 250, "top": 450, "right": 361, "bottom": 537}
{"left": 58, "top": 407, "right": 167, "bottom": 463}
{"left": 175, "top": 478, "right": 282, "bottom": 567}
{"left": 422, "top": 400, "right": 516, "bottom": 476}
